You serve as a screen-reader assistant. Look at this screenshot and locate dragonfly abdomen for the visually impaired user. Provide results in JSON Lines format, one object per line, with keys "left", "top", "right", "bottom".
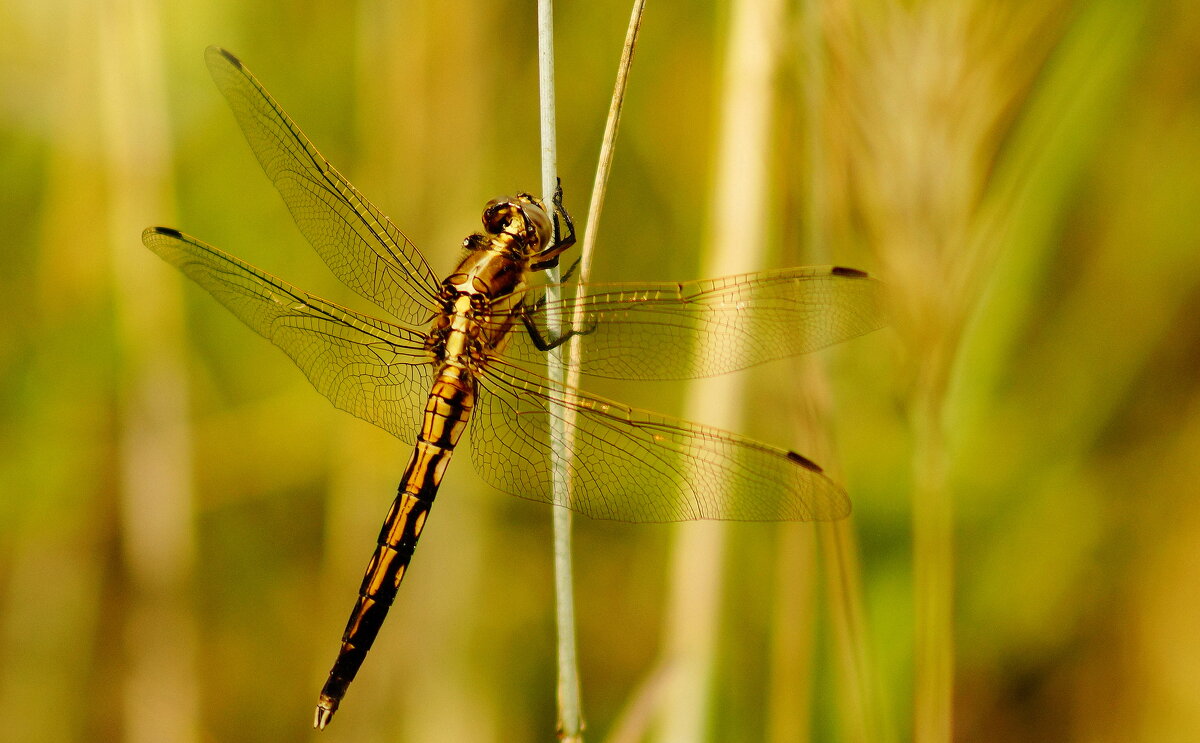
{"left": 315, "top": 364, "right": 475, "bottom": 729}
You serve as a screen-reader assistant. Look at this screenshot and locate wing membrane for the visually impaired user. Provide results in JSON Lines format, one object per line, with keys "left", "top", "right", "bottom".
{"left": 497, "top": 266, "right": 883, "bottom": 380}
{"left": 205, "top": 46, "right": 441, "bottom": 326}
{"left": 144, "top": 227, "right": 434, "bottom": 439}
{"left": 469, "top": 359, "right": 849, "bottom": 522}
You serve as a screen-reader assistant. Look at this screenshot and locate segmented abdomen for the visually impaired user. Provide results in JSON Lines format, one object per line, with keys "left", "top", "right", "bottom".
{"left": 315, "top": 364, "right": 475, "bottom": 728}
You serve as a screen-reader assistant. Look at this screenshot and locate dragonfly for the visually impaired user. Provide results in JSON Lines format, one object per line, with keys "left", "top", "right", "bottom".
{"left": 144, "top": 47, "right": 884, "bottom": 729}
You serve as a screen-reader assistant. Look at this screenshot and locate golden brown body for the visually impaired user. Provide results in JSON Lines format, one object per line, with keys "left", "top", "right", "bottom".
{"left": 314, "top": 194, "right": 571, "bottom": 728}
{"left": 145, "top": 47, "right": 883, "bottom": 733}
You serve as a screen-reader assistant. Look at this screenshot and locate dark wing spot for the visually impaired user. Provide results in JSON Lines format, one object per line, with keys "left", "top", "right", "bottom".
{"left": 152, "top": 227, "right": 183, "bottom": 238}
{"left": 216, "top": 47, "right": 243, "bottom": 69}
{"left": 831, "top": 266, "right": 869, "bottom": 279}
{"left": 785, "top": 451, "right": 824, "bottom": 473}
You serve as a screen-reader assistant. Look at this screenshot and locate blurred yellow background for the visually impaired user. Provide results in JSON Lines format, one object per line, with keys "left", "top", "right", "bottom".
{"left": 3, "top": 0, "right": 1199, "bottom": 741}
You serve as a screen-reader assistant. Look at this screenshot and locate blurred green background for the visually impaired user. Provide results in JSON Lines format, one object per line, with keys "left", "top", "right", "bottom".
{"left": 3, "top": 0, "right": 1200, "bottom": 741}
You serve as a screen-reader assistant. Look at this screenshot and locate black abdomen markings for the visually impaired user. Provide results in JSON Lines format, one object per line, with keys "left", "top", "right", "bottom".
{"left": 317, "top": 471, "right": 441, "bottom": 718}
{"left": 316, "top": 363, "right": 475, "bottom": 722}
{"left": 421, "top": 370, "right": 475, "bottom": 449}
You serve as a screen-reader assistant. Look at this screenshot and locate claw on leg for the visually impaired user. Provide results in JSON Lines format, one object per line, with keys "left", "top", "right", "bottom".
{"left": 531, "top": 179, "right": 577, "bottom": 272}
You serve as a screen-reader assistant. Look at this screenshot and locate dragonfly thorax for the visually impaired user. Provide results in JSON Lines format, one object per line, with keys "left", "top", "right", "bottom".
{"left": 443, "top": 246, "right": 528, "bottom": 302}
{"left": 433, "top": 233, "right": 530, "bottom": 367}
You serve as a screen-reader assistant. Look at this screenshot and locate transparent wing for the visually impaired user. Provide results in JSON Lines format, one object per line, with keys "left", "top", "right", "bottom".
{"left": 144, "top": 227, "right": 434, "bottom": 439}
{"left": 205, "top": 46, "right": 442, "bottom": 326}
{"left": 495, "top": 266, "right": 883, "bottom": 380}
{"left": 469, "top": 359, "right": 849, "bottom": 523}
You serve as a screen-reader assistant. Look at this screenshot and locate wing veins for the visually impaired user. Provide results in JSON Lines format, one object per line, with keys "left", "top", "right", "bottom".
{"left": 205, "top": 46, "right": 442, "bottom": 325}
{"left": 494, "top": 267, "right": 884, "bottom": 381}
{"left": 470, "top": 357, "right": 848, "bottom": 522}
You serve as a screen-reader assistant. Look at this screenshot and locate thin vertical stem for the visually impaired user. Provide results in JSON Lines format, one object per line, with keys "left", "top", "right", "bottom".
{"left": 802, "top": 0, "right": 827, "bottom": 260}
{"left": 820, "top": 520, "right": 885, "bottom": 743}
{"left": 764, "top": 5, "right": 827, "bottom": 738}
{"left": 541, "top": 2, "right": 649, "bottom": 737}
{"left": 912, "top": 375, "right": 952, "bottom": 743}
{"left": 574, "top": 0, "right": 648, "bottom": 277}
{"left": 655, "top": 0, "right": 782, "bottom": 739}
{"left": 563, "top": 0, "right": 648, "bottom": 441}
{"left": 766, "top": 527, "right": 816, "bottom": 743}
{"left": 538, "top": 3, "right": 584, "bottom": 740}
{"left": 97, "top": 1, "right": 199, "bottom": 741}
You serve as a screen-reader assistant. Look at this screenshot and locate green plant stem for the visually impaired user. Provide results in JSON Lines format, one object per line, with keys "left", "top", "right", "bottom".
{"left": 538, "top": 3, "right": 584, "bottom": 741}
{"left": 542, "top": 2, "right": 648, "bottom": 739}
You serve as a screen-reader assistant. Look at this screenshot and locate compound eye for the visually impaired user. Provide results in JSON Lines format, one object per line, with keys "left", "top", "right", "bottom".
{"left": 483, "top": 199, "right": 522, "bottom": 234}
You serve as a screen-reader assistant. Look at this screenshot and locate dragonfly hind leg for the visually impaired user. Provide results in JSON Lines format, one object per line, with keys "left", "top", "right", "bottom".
{"left": 519, "top": 302, "right": 597, "bottom": 352}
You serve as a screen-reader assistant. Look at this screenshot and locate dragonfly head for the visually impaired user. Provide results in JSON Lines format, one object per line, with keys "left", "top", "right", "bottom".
{"left": 482, "top": 194, "right": 553, "bottom": 255}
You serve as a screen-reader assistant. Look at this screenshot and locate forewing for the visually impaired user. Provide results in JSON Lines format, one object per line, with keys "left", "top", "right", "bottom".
{"left": 469, "top": 359, "right": 849, "bottom": 522}
{"left": 144, "top": 227, "right": 433, "bottom": 439}
{"left": 205, "top": 46, "right": 441, "bottom": 326}
{"left": 499, "top": 266, "right": 883, "bottom": 380}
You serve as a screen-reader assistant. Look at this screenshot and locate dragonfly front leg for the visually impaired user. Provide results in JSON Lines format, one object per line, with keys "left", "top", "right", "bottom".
{"left": 530, "top": 180, "right": 577, "bottom": 271}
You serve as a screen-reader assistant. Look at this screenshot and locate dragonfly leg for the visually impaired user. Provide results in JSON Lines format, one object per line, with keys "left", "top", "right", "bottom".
{"left": 531, "top": 179, "right": 577, "bottom": 271}
{"left": 558, "top": 255, "right": 583, "bottom": 283}
{"left": 551, "top": 179, "right": 576, "bottom": 248}
{"left": 519, "top": 303, "right": 598, "bottom": 352}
